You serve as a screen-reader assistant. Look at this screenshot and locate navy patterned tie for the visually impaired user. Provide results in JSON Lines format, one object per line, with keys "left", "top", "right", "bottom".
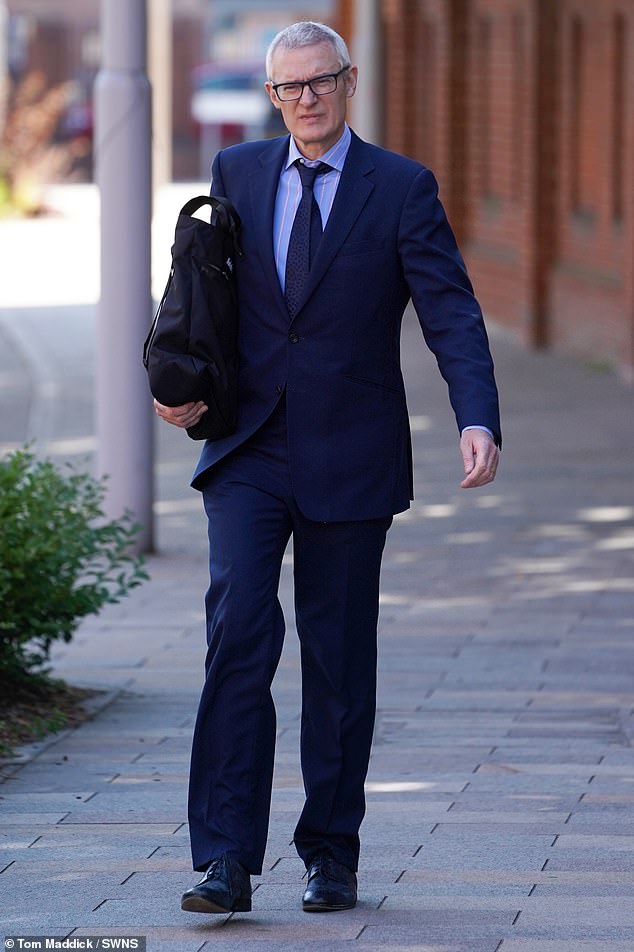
{"left": 284, "top": 160, "right": 331, "bottom": 319}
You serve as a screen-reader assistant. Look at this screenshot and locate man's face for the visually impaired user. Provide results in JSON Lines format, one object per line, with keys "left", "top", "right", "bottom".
{"left": 265, "top": 41, "right": 357, "bottom": 158}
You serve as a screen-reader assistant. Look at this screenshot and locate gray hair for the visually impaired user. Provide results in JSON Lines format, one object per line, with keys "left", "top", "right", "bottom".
{"left": 265, "top": 21, "right": 351, "bottom": 80}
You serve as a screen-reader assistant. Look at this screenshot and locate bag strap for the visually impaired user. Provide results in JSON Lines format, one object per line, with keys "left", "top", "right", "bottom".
{"left": 180, "top": 195, "right": 244, "bottom": 260}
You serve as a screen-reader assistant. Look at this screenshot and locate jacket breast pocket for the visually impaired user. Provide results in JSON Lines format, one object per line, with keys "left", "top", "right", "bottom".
{"left": 339, "top": 237, "right": 386, "bottom": 257}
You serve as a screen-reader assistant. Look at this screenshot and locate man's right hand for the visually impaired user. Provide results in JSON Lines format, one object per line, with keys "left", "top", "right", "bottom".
{"left": 154, "top": 399, "right": 208, "bottom": 429}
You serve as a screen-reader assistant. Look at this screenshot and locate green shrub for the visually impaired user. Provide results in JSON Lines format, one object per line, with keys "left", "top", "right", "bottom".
{"left": 0, "top": 446, "right": 148, "bottom": 686}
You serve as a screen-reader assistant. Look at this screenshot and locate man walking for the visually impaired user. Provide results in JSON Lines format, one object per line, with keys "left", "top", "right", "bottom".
{"left": 156, "top": 20, "right": 501, "bottom": 914}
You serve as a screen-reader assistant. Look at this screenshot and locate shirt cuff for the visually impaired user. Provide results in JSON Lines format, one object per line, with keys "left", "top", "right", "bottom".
{"left": 461, "top": 425, "right": 494, "bottom": 439}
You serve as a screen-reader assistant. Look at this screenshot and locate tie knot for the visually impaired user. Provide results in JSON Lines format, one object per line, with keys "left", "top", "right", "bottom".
{"left": 295, "top": 159, "right": 331, "bottom": 189}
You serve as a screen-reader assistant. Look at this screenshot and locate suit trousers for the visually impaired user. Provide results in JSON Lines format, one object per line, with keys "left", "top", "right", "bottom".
{"left": 187, "top": 396, "right": 392, "bottom": 875}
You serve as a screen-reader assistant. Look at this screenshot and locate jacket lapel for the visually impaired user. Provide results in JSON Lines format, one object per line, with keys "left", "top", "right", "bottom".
{"left": 247, "top": 131, "right": 376, "bottom": 321}
{"left": 292, "top": 131, "right": 375, "bottom": 320}
{"left": 248, "top": 136, "right": 289, "bottom": 315}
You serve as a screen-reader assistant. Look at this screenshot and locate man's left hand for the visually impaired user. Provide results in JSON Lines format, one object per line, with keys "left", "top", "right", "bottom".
{"left": 460, "top": 429, "right": 499, "bottom": 489}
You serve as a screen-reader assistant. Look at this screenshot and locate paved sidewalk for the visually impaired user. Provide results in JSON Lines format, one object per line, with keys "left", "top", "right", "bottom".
{"left": 1, "top": 190, "right": 634, "bottom": 951}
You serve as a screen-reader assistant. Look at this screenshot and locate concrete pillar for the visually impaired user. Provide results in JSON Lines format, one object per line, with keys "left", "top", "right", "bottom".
{"left": 94, "top": 0, "right": 154, "bottom": 553}
{"left": 351, "top": 0, "right": 382, "bottom": 145}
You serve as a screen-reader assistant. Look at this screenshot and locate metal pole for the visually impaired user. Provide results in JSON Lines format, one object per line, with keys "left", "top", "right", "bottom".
{"left": 351, "top": 0, "right": 382, "bottom": 145}
{"left": 94, "top": 0, "right": 154, "bottom": 553}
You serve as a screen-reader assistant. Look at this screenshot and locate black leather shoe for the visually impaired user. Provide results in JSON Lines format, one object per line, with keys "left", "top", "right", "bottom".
{"left": 302, "top": 852, "right": 357, "bottom": 912}
{"left": 181, "top": 854, "right": 252, "bottom": 913}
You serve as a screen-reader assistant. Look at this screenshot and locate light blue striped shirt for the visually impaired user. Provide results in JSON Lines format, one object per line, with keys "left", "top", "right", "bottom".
{"left": 273, "top": 124, "right": 351, "bottom": 290}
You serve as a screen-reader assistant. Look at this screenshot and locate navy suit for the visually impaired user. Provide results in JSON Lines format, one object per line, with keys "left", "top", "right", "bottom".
{"left": 187, "top": 130, "right": 500, "bottom": 875}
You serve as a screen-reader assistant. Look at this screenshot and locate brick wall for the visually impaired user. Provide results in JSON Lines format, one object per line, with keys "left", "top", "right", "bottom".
{"left": 366, "top": 0, "right": 634, "bottom": 374}
{"left": 463, "top": 0, "right": 541, "bottom": 345}
{"left": 549, "top": 0, "right": 634, "bottom": 370}
{"left": 172, "top": 15, "right": 205, "bottom": 180}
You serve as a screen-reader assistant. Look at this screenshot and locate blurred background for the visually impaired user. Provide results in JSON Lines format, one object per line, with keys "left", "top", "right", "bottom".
{"left": 0, "top": 0, "right": 632, "bottom": 376}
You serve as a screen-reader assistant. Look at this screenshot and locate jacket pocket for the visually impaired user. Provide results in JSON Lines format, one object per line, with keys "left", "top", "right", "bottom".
{"left": 344, "top": 373, "right": 402, "bottom": 395}
{"left": 339, "top": 237, "right": 386, "bottom": 257}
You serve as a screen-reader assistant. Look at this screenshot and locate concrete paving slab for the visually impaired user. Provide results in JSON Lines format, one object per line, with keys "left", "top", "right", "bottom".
{"left": 2, "top": 855, "right": 191, "bottom": 875}
{"left": 436, "top": 812, "right": 570, "bottom": 826}
{"left": 82, "top": 902, "right": 369, "bottom": 933}
{"left": 544, "top": 851, "right": 634, "bottom": 871}
{"left": 553, "top": 834, "right": 634, "bottom": 851}
{"left": 0, "top": 812, "right": 69, "bottom": 825}
{"left": 563, "top": 818, "right": 634, "bottom": 835}
{"left": 0, "top": 829, "right": 42, "bottom": 849}
{"left": 74, "top": 925, "right": 373, "bottom": 951}
{"left": 513, "top": 896, "right": 634, "bottom": 928}
{"left": 509, "top": 928, "right": 634, "bottom": 944}
{"left": 380, "top": 896, "right": 524, "bottom": 912}
{"left": 530, "top": 882, "right": 634, "bottom": 896}
{"left": 487, "top": 751, "right": 603, "bottom": 765}
{"left": 504, "top": 939, "right": 634, "bottom": 952}
{"left": 0, "top": 792, "right": 97, "bottom": 808}
{"left": 1, "top": 846, "right": 191, "bottom": 867}
{"left": 72, "top": 939, "right": 204, "bottom": 952}
{"left": 399, "top": 869, "right": 634, "bottom": 888}
{"left": 408, "top": 846, "right": 552, "bottom": 872}
{"left": 377, "top": 881, "right": 534, "bottom": 898}
{"left": 358, "top": 908, "right": 516, "bottom": 942}
{"left": 56, "top": 810, "right": 187, "bottom": 824}
{"left": 447, "top": 793, "right": 577, "bottom": 809}
{"left": 460, "top": 775, "right": 599, "bottom": 793}
{"left": 433, "top": 823, "right": 566, "bottom": 837}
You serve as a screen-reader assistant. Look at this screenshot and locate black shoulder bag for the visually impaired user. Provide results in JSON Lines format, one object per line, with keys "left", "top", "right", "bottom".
{"left": 143, "top": 195, "right": 244, "bottom": 440}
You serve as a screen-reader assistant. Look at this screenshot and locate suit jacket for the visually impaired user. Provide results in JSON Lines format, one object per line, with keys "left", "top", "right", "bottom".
{"left": 191, "top": 130, "right": 501, "bottom": 521}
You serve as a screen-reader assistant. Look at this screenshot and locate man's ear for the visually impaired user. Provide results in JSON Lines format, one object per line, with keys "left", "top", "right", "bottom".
{"left": 265, "top": 82, "right": 282, "bottom": 110}
{"left": 345, "top": 66, "right": 358, "bottom": 99}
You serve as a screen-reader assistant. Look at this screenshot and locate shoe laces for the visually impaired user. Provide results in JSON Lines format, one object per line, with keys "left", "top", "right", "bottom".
{"left": 202, "top": 857, "right": 224, "bottom": 882}
{"left": 306, "top": 852, "right": 346, "bottom": 883}
{"left": 202, "top": 855, "right": 249, "bottom": 888}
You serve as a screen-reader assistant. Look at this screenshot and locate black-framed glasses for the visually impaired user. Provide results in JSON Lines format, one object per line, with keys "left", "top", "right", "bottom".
{"left": 271, "top": 66, "right": 350, "bottom": 102}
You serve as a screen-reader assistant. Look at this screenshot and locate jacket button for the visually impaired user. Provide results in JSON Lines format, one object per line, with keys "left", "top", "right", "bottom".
{"left": 289, "top": 332, "right": 299, "bottom": 343}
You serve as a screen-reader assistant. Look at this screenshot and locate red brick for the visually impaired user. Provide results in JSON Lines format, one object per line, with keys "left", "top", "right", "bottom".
{"left": 375, "top": 0, "right": 634, "bottom": 374}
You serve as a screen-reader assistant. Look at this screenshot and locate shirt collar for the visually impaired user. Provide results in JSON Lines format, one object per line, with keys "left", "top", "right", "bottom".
{"left": 285, "top": 123, "right": 351, "bottom": 172}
